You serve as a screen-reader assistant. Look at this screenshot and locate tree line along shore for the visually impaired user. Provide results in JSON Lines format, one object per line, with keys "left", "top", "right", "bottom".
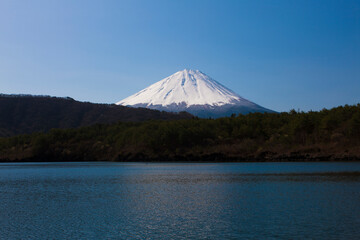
{"left": 0, "top": 104, "right": 359, "bottom": 162}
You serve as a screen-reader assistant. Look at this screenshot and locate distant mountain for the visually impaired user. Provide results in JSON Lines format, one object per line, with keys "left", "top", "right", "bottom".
{"left": 0, "top": 94, "right": 192, "bottom": 137}
{"left": 117, "top": 69, "right": 274, "bottom": 118}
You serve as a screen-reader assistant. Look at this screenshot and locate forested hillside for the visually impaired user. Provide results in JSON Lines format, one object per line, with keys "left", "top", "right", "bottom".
{"left": 0, "top": 94, "right": 192, "bottom": 137}
{"left": 1, "top": 104, "right": 359, "bottom": 162}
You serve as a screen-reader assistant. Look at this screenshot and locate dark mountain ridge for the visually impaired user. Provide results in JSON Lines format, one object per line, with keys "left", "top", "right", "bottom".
{"left": 0, "top": 94, "right": 192, "bottom": 137}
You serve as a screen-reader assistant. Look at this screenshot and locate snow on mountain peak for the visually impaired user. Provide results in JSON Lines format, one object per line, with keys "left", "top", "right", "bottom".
{"left": 117, "top": 69, "right": 250, "bottom": 107}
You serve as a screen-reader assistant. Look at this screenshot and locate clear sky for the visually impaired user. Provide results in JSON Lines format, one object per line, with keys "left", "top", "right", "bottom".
{"left": 1, "top": 0, "right": 359, "bottom": 112}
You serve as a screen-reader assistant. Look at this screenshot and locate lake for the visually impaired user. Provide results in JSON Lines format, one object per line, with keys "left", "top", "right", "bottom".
{"left": 1, "top": 162, "right": 360, "bottom": 239}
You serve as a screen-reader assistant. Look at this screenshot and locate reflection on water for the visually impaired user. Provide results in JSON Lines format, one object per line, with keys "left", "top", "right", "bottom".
{"left": 1, "top": 162, "right": 360, "bottom": 239}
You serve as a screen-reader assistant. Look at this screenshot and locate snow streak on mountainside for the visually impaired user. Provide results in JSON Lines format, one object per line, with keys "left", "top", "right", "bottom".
{"left": 117, "top": 69, "right": 274, "bottom": 118}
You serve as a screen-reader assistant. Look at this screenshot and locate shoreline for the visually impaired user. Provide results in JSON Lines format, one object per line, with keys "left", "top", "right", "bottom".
{"left": 1, "top": 155, "right": 360, "bottom": 163}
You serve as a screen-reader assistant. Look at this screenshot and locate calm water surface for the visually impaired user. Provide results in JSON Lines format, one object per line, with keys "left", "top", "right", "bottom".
{"left": 1, "top": 162, "right": 360, "bottom": 239}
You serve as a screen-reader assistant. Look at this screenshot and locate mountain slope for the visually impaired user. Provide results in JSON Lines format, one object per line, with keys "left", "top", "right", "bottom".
{"left": 0, "top": 94, "right": 192, "bottom": 137}
{"left": 117, "top": 69, "right": 274, "bottom": 118}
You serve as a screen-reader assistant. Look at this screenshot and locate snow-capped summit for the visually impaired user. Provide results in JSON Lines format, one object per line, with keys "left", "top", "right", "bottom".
{"left": 117, "top": 69, "right": 274, "bottom": 118}
{"left": 118, "top": 69, "right": 245, "bottom": 107}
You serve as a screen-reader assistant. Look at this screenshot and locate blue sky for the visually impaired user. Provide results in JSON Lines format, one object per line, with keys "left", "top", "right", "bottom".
{"left": 0, "top": 0, "right": 359, "bottom": 112}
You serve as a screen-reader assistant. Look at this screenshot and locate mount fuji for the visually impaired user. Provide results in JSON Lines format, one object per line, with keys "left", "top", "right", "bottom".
{"left": 117, "top": 69, "right": 274, "bottom": 118}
